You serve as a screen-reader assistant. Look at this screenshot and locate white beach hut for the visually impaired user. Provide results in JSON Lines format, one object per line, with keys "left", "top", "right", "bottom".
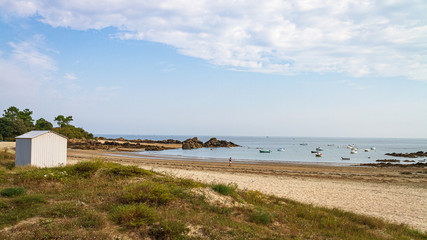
{"left": 15, "top": 130, "right": 68, "bottom": 167}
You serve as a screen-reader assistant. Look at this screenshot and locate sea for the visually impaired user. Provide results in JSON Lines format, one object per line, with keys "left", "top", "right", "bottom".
{"left": 98, "top": 135, "right": 427, "bottom": 165}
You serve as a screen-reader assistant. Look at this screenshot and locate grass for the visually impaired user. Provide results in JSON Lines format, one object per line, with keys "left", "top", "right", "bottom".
{"left": 0, "top": 155, "right": 426, "bottom": 239}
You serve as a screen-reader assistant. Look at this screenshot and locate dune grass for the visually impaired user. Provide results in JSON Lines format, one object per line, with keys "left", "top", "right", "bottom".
{"left": 0, "top": 157, "right": 425, "bottom": 239}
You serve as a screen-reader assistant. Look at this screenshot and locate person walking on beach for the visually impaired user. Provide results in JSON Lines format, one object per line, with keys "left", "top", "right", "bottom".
{"left": 229, "top": 157, "right": 232, "bottom": 166}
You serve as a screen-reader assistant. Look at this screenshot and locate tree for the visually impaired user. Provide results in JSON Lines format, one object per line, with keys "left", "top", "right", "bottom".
{"left": 2, "top": 106, "right": 34, "bottom": 131}
{"left": 0, "top": 117, "right": 14, "bottom": 139}
{"left": 54, "top": 115, "right": 73, "bottom": 127}
{"left": 35, "top": 118, "right": 53, "bottom": 130}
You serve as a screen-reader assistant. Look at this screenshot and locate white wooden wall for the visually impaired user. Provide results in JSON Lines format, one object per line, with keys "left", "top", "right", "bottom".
{"left": 32, "top": 132, "right": 67, "bottom": 167}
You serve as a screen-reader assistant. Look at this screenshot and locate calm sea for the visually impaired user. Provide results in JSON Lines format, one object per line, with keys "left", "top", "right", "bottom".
{"left": 98, "top": 135, "right": 427, "bottom": 165}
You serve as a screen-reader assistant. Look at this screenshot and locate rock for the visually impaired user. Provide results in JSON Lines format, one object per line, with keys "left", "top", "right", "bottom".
{"left": 182, "top": 137, "right": 204, "bottom": 149}
{"left": 203, "top": 138, "right": 239, "bottom": 148}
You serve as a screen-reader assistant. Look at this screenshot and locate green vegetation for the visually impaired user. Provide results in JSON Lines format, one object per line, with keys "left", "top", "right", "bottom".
{"left": 212, "top": 183, "right": 237, "bottom": 196}
{"left": 0, "top": 106, "right": 93, "bottom": 140}
{"left": 0, "top": 156, "right": 425, "bottom": 239}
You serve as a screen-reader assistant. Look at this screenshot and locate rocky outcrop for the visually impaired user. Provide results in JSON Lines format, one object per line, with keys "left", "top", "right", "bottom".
{"left": 68, "top": 139, "right": 173, "bottom": 151}
{"left": 182, "top": 137, "right": 240, "bottom": 149}
{"left": 182, "top": 137, "right": 204, "bottom": 149}
{"left": 204, "top": 138, "right": 239, "bottom": 148}
{"left": 385, "top": 151, "right": 427, "bottom": 158}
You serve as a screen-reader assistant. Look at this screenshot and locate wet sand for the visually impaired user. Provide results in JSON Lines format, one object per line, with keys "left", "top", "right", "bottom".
{"left": 68, "top": 149, "right": 427, "bottom": 232}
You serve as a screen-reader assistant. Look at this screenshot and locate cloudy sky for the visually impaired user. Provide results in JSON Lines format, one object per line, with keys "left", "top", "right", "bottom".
{"left": 0, "top": 0, "right": 426, "bottom": 138}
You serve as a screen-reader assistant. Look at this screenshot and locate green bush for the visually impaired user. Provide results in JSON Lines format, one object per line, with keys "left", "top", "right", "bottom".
{"left": 110, "top": 203, "right": 156, "bottom": 228}
{"left": 69, "top": 160, "right": 103, "bottom": 177}
{"left": 120, "top": 181, "right": 176, "bottom": 206}
{"left": 249, "top": 208, "right": 272, "bottom": 225}
{"left": 1, "top": 187, "right": 26, "bottom": 197}
{"left": 149, "top": 220, "right": 190, "bottom": 239}
{"left": 104, "top": 164, "right": 153, "bottom": 178}
{"left": 212, "top": 183, "right": 237, "bottom": 196}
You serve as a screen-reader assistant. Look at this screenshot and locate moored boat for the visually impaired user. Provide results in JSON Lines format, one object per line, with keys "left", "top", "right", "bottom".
{"left": 315, "top": 153, "right": 322, "bottom": 157}
{"left": 351, "top": 149, "right": 358, "bottom": 154}
{"left": 311, "top": 150, "right": 319, "bottom": 153}
{"left": 316, "top": 147, "right": 323, "bottom": 151}
{"left": 364, "top": 149, "right": 370, "bottom": 152}
{"left": 341, "top": 157, "right": 350, "bottom": 160}
{"left": 277, "top": 148, "right": 285, "bottom": 151}
{"left": 259, "top": 150, "right": 272, "bottom": 153}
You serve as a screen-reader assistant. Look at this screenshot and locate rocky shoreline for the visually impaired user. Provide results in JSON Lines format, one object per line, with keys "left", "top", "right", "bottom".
{"left": 68, "top": 136, "right": 239, "bottom": 151}
{"left": 385, "top": 151, "right": 427, "bottom": 158}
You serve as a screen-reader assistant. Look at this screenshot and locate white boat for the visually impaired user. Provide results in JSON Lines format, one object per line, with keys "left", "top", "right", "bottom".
{"left": 371, "top": 147, "right": 376, "bottom": 150}
{"left": 351, "top": 149, "right": 358, "bottom": 154}
{"left": 364, "top": 149, "right": 370, "bottom": 152}
{"left": 316, "top": 147, "right": 323, "bottom": 151}
{"left": 277, "top": 148, "right": 285, "bottom": 151}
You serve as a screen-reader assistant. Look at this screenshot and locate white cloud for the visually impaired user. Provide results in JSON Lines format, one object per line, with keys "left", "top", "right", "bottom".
{"left": 1, "top": 0, "right": 427, "bottom": 80}
{"left": 0, "top": 36, "right": 56, "bottom": 98}
{"left": 64, "top": 73, "right": 77, "bottom": 80}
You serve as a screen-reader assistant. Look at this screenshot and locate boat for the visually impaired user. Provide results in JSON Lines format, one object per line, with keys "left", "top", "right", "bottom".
{"left": 300, "top": 143, "right": 308, "bottom": 146}
{"left": 371, "top": 147, "right": 376, "bottom": 150}
{"left": 341, "top": 157, "right": 350, "bottom": 160}
{"left": 364, "top": 149, "right": 370, "bottom": 152}
{"left": 311, "top": 150, "right": 319, "bottom": 153}
{"left": 327, "top": 144, "right": 334, "bottom": 146}
{"left": 316, "top": 147, "right": 323, "bottom": 151}
{"left": 259, "top": 150, "right": 271, "bottom": 153}
{"left": 315, "top": 153, "right": 322, "bottom": 157}
{"left": 277, "top": 148, "right": 285, "bottom": 151}
{"left": 351, "top": 149, "right": 358, "bottom": 154}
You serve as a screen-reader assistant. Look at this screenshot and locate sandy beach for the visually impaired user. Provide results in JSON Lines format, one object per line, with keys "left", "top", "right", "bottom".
{"left": 66, "top": 148, "right": 427, "bottom": 232}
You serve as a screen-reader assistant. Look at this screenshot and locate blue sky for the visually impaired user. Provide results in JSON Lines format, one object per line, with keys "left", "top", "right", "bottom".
{"left": 0, "top": 0, "right": 426, "bottom": 138}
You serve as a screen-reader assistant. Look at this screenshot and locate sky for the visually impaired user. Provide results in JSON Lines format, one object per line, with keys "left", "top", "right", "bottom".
{"left": 0, "top": 0, "right": 426, "bottom": 138}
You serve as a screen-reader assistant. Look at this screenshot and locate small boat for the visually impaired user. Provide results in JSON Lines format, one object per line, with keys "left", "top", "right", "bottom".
{"left": 327, "top": 144, "right": 334, "bottom": 146}
{"left": 259, "top": 150, "right": 271, "bottom": 153}
{"left": 371, "top": 147, "right": 376, "bottom": 150}
{"left": 315, "top": 153, "right": 322, "bottom": 157}
{"left": 311, "top": 150, "right": 319, "bottom": 153}
{"left": 364, "top": 149, "right": 370, "bottom": 152}
{"left": 341, "top": 157, "right": 350, "bottom": 160}
{"left": 351, "top": 149, "right": 358, "bottom": 154}
{"left": 300, "top": 143, "right": 308, "bottom": 146}
{"left": 316, "top": 147, "right": 323, "bottom": 151}
{"left": 277, "top": 148, "right": 285, "bottom": 151}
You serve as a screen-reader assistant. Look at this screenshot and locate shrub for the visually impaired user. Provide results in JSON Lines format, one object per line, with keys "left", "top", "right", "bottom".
{"left": 245, "top": 190, "right": 266, "bottom": 204}
{"left": 149, "top": 220, "right": 190, "bottom": 239}
{"left": 110, "top": 203, "right": 156, "bottom": 228}
{"left": 104, "top": 164, "right": 153, "bottom": 178}
{"left": 212, "top": 183, "right": 237, "bottom": 196}
{"left": 1, "top": 187, "right": 26, "bottom": 197}
{"left": 249, "top": 208, "right": 272, "bottom": 225}
{"left": 69, "top": 160, "right": 103, "bottom": 178}
{"left": 120, "top": 181, "right": 176, "bottom": 206}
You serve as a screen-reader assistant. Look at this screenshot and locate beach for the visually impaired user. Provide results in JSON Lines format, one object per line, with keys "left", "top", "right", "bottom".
{"left": 66, "top": 148, "right": 427, "bottom": 232}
